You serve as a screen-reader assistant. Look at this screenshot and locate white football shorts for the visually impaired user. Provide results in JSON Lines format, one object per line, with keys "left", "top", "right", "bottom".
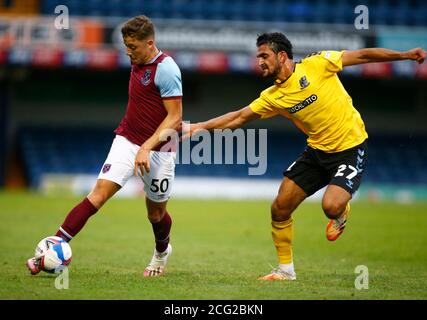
{"left": 98, "top": 135, "right": 176, "bottom": 203}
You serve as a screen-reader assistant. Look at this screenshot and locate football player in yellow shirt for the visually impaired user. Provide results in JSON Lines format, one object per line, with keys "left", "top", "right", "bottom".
{"left": 187, "top": 32, "right": 426, "bottom": 280}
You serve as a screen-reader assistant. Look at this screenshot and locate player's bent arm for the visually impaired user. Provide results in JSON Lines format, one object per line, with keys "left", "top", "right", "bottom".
{"left": 199, "top": 106, "right": 261, "bottom": 131}
{"left": 144, "top": 98, "right": 182, "bottom": 151}
{"left": 134, "top": 98, "right": 182, "bottom": 175}
{"left": 342, "top": 47, "right": 426, "bottom": 67}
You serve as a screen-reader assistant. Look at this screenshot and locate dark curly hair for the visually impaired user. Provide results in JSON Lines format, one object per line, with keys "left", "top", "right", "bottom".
{"left": 256, "top": 32, "right": 293, "bottom": 59}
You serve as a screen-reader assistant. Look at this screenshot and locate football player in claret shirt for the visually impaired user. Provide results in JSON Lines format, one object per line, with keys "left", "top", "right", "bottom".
{"left": 27, "top": 16, "right": 183, "bottom": 277}
{"left": 186, "top": 32, "right": 426, "bottom": 280}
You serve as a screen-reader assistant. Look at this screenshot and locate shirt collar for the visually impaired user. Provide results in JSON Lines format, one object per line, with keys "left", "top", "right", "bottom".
{"left": 275, "top": 63, "right": 297, "bottom": 87}
{"left": 145, "top": 50, "right": 163, "bottom": 65}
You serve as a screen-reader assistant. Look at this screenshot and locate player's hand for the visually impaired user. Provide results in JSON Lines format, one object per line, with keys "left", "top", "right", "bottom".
{"left": 405, "top": 48, "right": 426, "bottom": 64}
{"left": 180, "top": 122, "right": 205, "bottom": 141}
{"left": 134, "top": 147, "right": 151, "bottom": 176}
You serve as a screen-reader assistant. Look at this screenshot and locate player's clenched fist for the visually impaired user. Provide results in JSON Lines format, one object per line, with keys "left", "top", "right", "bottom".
{"left": 405, "top": 47, "right": 426, "bottom": 64}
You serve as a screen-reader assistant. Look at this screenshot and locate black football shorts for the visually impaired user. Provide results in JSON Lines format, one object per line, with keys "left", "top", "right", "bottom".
{"left": 284, "top": 140, "right": 368, "bottom": 197}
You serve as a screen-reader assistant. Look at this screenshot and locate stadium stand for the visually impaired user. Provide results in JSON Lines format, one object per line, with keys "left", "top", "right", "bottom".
{"left": 18, "top": 127, "right": 427, "bottom": 188}
{"left": 39, "top": 0, "right": 427, "bottom": 26}
{"left": 2, "top": 0, "right": 426, "bottom": 199}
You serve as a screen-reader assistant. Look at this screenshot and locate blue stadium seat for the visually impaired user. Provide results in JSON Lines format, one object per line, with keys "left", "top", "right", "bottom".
{"left": 226, "top": 0, "right": 246, "bottom": 21}
{"left": 38, "top": 0, "right": 427, "bottom": 26}
{"left": 413, "top": 5, "right": 427, "bottom": 26}
{"left": 206, "top": 0, "right": 228, "bottom": 21}
{"left": 311, "top": 0, "right": 330, "bottom": 24}
{"left": 18, "top": 128, "right": 427, "bottom": 187}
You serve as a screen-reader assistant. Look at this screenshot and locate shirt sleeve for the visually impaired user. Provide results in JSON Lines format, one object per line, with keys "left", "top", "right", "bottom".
{"left": 319, "top": 50, "right": 344, "bottom": 73}
{"left": 249, "top": 92, "right": 278, "bottom": 119}
{"left": 305, "top": 50, "right": 344, "bottom": 74}
{"left": 154, "top": 57, "right": 183, "bottom": 98}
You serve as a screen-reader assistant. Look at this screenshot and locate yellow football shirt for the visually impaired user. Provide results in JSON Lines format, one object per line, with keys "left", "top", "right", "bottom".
{"left": 249, "top": 50, "right": 368, "bottom": 152}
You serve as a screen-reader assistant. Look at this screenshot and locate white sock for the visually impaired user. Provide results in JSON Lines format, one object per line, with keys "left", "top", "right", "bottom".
{"left": 279, "top": 262, "right": 295, "bottom": 274}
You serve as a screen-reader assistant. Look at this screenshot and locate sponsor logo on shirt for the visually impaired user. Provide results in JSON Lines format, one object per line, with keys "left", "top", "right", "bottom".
{"left": 288, "top": 94, "right": 318, "bottom": 114}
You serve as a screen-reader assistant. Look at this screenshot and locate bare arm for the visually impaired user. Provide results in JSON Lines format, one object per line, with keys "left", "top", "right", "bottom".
{"left": 134, "top": 98, "right": 182, "bottom": 175}
{"left": 342, "top": 47, "right": 426, "bottom": 67}
{"left": 190, "top": 106, "right": 261, "bottom": 134}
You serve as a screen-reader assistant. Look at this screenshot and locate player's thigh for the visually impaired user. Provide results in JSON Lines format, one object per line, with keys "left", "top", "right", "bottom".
{"left": 327, "top": 140, "right": 368, "bottom": 197}
{"left": 98, "top": 135, "right": 136, "bottom": 187}
{"left": 140, "top": 151, "right": 176, "bottom": 204}
{"left": 283, "top": 148, "right": 329, "bottom": 197}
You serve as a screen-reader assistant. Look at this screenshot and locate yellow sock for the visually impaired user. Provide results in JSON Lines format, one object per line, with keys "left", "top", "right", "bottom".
{"left": 271, "top": 218, "right": 294, "bottom": 264}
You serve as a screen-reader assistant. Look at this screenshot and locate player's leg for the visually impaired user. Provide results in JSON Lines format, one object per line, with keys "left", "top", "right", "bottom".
{"left": 27, "top": 135, "right": 133, "bottom": 275}
{"left": 55, "top": 136, "right": 136, "bottom": 242}
{"left": 140, "top": 151, "right": 175, "bottom": 277}
{"left": 146, "top": 197, "right": 172, "bottom": 252}
{"left": 55, "top": 179, "right": 121, "bottom": 241}
{"left": 143, "top": 198, "right": 173, "bottom": 277}
{"left": 323, "top": 185, "right": 351, "bottom": 241}
{"left": 323, "top": 140, "right": 368, "bottom": 241}
{"left": 259, "top": 148, "right": 328, "bottom": 281}
{"left": 27, "top": 179, "right": 121, "bottom": 274}
{"left": 258, "top": 177, "right": 307, "bottom": 281}
{"left": 27, "top": 183, "right": 116, "bottom": 275}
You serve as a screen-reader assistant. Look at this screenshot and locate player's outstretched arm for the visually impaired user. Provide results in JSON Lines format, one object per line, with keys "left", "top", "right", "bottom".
{"left": 187, "top": 106, "right": 261, "bottom": 137}
{"left": 342, "top": 47, "right": 426, "bottom": 67}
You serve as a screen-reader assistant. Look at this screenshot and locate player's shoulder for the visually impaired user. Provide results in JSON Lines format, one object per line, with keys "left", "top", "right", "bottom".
{"left": 158, "top": 55, "right": 180, "bottom": 69}
{"left": 260, "top": 84, "right": 280, "bottom": 100}
{"left": 302, "top": 50, "right": 344, "bottom": 63}
{"left": 299, "top": 51, "right": 325, "bottom": 64}
{"left": 157, "top": 55, "right": 181, "bottom": 76}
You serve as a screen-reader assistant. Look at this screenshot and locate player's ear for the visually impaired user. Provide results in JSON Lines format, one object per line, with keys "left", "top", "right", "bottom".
{"left": 279, "top": 51, "right": 287, "bottom": 64}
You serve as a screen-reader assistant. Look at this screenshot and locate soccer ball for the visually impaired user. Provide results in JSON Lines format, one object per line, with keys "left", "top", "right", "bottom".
{"left": 35, "top": 236, "right": 72, "bottom": 273}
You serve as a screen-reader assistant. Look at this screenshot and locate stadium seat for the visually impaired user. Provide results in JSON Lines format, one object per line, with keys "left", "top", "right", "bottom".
{"left": 37, "top": 0, "right": 427, "bottom": 26}
{"left": 206, "top": 0, "right": 227, "bottom": 21}
{"left": 18, "top": 127, "right": 427, "bottom": 188}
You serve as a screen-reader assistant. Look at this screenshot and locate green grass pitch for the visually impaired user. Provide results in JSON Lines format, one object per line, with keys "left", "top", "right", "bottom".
{"left": 1, "top": 191, "right": 426, "bottom": 300}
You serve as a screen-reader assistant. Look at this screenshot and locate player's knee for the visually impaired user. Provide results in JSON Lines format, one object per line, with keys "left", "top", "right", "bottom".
{"left": 322, "top": 199, "right": 345, "bottom": 219}
{"left": 87, "top": 193, "right": 107, "bottom": 209}
{"left": 147, "top": 208, "right": 166, "bottom": 224}
{"left": 271, "top": 201, "right": 292, "bottom": 221}
{"left": 87, "top": 182, "right": 117, "bottom": 209}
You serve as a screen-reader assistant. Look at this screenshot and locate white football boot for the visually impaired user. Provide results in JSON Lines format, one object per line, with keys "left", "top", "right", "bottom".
{"left": 26, "top": 257, "right": 41, "bottom": 275}
{"left": 257, "top": 268, "right": 297, "bottom": 281}
{"left": 143, "top": 244, "right": 172, "bottom": 277}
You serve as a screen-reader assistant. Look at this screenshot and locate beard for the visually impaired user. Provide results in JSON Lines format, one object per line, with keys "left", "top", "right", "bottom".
{"left": 261, "top": 65, "right": 280, "bottom": 81}
{"left": 261, "top": 57, "right": 281, "bottom": 80}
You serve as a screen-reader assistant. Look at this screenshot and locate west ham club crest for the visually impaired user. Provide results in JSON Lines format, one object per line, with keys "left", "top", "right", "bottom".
{"left": 102, "top": 164, "right": 111, "bottom": 173}
{"left": 141, "top": 70, "right": 152, "bottom": 86}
